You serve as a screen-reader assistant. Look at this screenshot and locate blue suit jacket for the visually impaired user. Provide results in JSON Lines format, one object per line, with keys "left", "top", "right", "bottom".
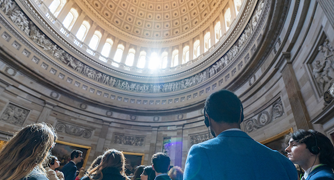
{"left": 184, "top": 130, "right": 298, "bottom": 180}
{"left": 306, "top": 165, "right": 334, "bottom": 180}
{"left": 61, "top": 161, "right": 77, "bottom": 180}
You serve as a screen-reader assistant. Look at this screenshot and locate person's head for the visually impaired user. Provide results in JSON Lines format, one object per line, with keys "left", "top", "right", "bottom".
{"left": 168, "top": 166, "right": 183, "bottom": 180}
{"left": 88, "top": 149, "right": 127, "bottom": 179}
{"left": 151, "top": 153, "right": 170, "bottom": 174}
{"left": 140, "top": 166, "right": 155, "bottom": 180}
{"left": 0, "top": 123, "right": 56, "bottom": 179}
{"left": 285, "top": 129, "right": 334, "bottom": 170}
{"left": 87, "top": 155, "right": 103, "bottom": 172}
{"left": 71, "top": 150, "right": 83, "bottom": 164}
{"left": 204, "top": 89, "right": 244, "bottom": 137}
{"left": 132, "top": 165, "right": 145, "bottom": 180}
{"left": 47, "top": 155, "right": 60, "bottom": 170}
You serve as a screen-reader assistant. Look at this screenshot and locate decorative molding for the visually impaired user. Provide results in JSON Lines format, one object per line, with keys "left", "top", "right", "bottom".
{"left": 0, "top": 103, "right": 30, "bottom": 125}
{"left": 4, "top": 66, "right": 16, "bottom": 76}
{"left": 79, "top": 103, "right": 87, "bottom": 109}
{"left": 189, "top": 132, "right": 210, "bottom": 146}
{"left": 113, "top": 133, "right": 145, "bottom": 146}
{"left": 106, "top": 111, "right": 113, "bottom": 117}
{"left": 55, "top": 121, "right": 93, "bottom": 138}
{"left": 50, "top": 91, "right": 59, "bottom": 99}
{"left": 244, "top": 98, "right": 284, "bottom": 133}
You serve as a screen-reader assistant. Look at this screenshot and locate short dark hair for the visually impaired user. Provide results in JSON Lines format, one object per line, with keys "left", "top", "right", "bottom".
{"left": 142, "top": 166, "right": 156, "bottom": 180}
{"left": 290, "top": 129, "right": 334, "bottom": 169}
{"left": 205, "top": 89, "right": 243, "bottom": 123}
{"left": 70, "top": 150, "right": 83, "bottom": 160}
{"left": 151, "top": 153, "right": 170, "bottom": 173}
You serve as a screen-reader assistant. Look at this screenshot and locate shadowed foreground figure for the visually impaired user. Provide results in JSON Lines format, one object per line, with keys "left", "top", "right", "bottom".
{"left": 183, "top": 89, "right": 298, "bottom": 180}
{"left": 0, "top": 123, "right": 57, "bottom": 180}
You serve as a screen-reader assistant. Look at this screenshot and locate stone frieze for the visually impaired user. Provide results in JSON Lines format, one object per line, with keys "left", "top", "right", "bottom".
{"left": 243, "top": 98, "right": 284, "bottom": 133}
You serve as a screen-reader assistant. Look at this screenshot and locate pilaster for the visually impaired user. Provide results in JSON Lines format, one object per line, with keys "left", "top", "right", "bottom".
{"left": 281, "top": 52, "right": 312, "bottom": 129}
{"left": 36, "top": 101, "right": 56, "bottom": 123}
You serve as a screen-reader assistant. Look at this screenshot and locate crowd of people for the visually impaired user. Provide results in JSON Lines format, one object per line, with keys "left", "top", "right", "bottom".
{"left": 0, "top": 90, "right": 333, "bottom": 180}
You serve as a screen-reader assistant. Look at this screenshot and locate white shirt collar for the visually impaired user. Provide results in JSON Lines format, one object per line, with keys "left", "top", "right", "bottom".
{"left": 223, "top": 128, "right": 242, "bottom": 132}
{"left": 303, "top": 164, "right": 320, "bottom": 179}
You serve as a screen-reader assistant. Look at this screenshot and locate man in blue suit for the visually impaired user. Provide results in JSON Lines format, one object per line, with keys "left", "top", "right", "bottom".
{"left": 183, "top": 90, "right": 298, "bottom": 180}
{"left": 61, "top": 150, "right": 83, "bottom": 180}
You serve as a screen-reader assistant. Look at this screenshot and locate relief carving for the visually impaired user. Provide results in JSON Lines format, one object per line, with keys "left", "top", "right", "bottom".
{"left": 55, "top": 121, "right": 93, "bottom": 138}
{"left": 244, "top": 99, "right": 284, "bottom": 133}
{"left": 190, "top": 132, "right": 210, "bottom": 146}
{"left": 113, "top": 133, "right": 145, "bottom": 146}
{"left": 311, "top": 39, "right": 334, "bottom": 105}
{"left": 0, "top": 103, "right": 30, "bottom": 125}
{"left": 0, "top": 0, "right": 265, "bottom": 93}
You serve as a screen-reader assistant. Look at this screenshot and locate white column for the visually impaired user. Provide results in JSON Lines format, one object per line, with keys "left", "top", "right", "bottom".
{"left": 145, "top": 49, "right": 151, "bottom": 69}
{"left": 83, "top": 22, "right": 98, "bottom": 44}
{"left": 56, "top": 0, "right": 74, "bottom": 23}
{"left": 230, "top": 0, "right": 237, "bottom": 21}
{"left": 71, "top": 11, "right": 86, "bottom": 36}
{"left": 189, "top": 38, "right": 194, "bottom": 60}
{"left": 168, "top": 47, "right": 173, "bottom": 67}
{"left": 220, "top": 13, "right": 227, "bottom": 35}
{"left": 96, "top": 31, "right": 109, "bottom": 53}
{"left": 133, "top": 46, "right": 141, "bottom": 67}
{"left": 178, "top": 45, "right": 183, "bottom": 65}
{"left": 200, "top": 32, "right": 204, "bottom": 54}
{"left": 108, "top": 38, "right": 120, "bottom": 62}
{"left": 121, "top": 43, "right": 131, "bottom": 65}
{"left": 210, "top": 23, "right": 215, "bottom": 48}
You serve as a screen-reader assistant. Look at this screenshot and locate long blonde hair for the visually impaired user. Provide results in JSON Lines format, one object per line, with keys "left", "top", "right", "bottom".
{"left": 88, "top": 149, "right": 127, "bottom": 180}
{"left": 0, "top": 123, "right": 56, "bottom": 179}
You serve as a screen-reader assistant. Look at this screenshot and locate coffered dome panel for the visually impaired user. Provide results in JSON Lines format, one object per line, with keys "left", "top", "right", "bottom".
{"left": 84, "top": 0, "right": 222, "bottom": 40}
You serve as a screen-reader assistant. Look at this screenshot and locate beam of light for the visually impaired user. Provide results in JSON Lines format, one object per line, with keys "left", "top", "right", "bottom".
{"left": 148, "top": 52, "right": 160, "bottom": 70}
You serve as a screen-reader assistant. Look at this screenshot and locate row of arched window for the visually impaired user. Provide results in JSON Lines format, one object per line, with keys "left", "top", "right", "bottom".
{"left": 47, "top": 0, "right": 243, "bottom": 69}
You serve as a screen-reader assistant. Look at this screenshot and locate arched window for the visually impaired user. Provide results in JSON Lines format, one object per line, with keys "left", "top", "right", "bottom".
{"left": 114, "top": 44, "right": 124, "bottom": 62}
{"left": 193, "top": 40, "right": 200, "bottom": 58}
{"left": 225, "top": 8, "right": 232, "bottom": 31}
{"left": 49, "top": 0, "right": 60, "bottom": 14}
{"left": 204, "top": 32, "right": 211, "bottom": 52}
{"left": 49, "top": 0, "right": 66, "bottom": 17}
{"left": 234, "top": 0, "right": 243, "bottom": 15}
{"left": 148, "top": 52, "right": 160, "bottom": 70}
{"left": 62, "top": 8, "right": 78, "bottom": 30}
{"left": 76, "top": 21, "right": 90, "bottom": 41}
{"left": 172, "top": 50, "right": 179, "bottom": 67}
{"left": 161, "top": 52, "right": 168, "bottom": 69}
{"left": 182, "top": 46, "right": 190, "bottom": 64}
{"left": 137, "top": 51, "right": 146, "bottom": 68}
{"left": 215, "top": 22, "right": 222, "bottom": 43}
{"left": 88, "top": 31, "right": 101, "bottom": 50}
{"left": 125, "top": 48, "right": 136, "bottom": 66}
{"left": 101, "top": 39, "right": 113, "bottom": 57}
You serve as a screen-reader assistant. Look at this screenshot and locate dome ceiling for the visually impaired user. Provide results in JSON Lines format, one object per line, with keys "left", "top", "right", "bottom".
{"left": 84, "top": 0, "right": 221, "bottom": 40}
